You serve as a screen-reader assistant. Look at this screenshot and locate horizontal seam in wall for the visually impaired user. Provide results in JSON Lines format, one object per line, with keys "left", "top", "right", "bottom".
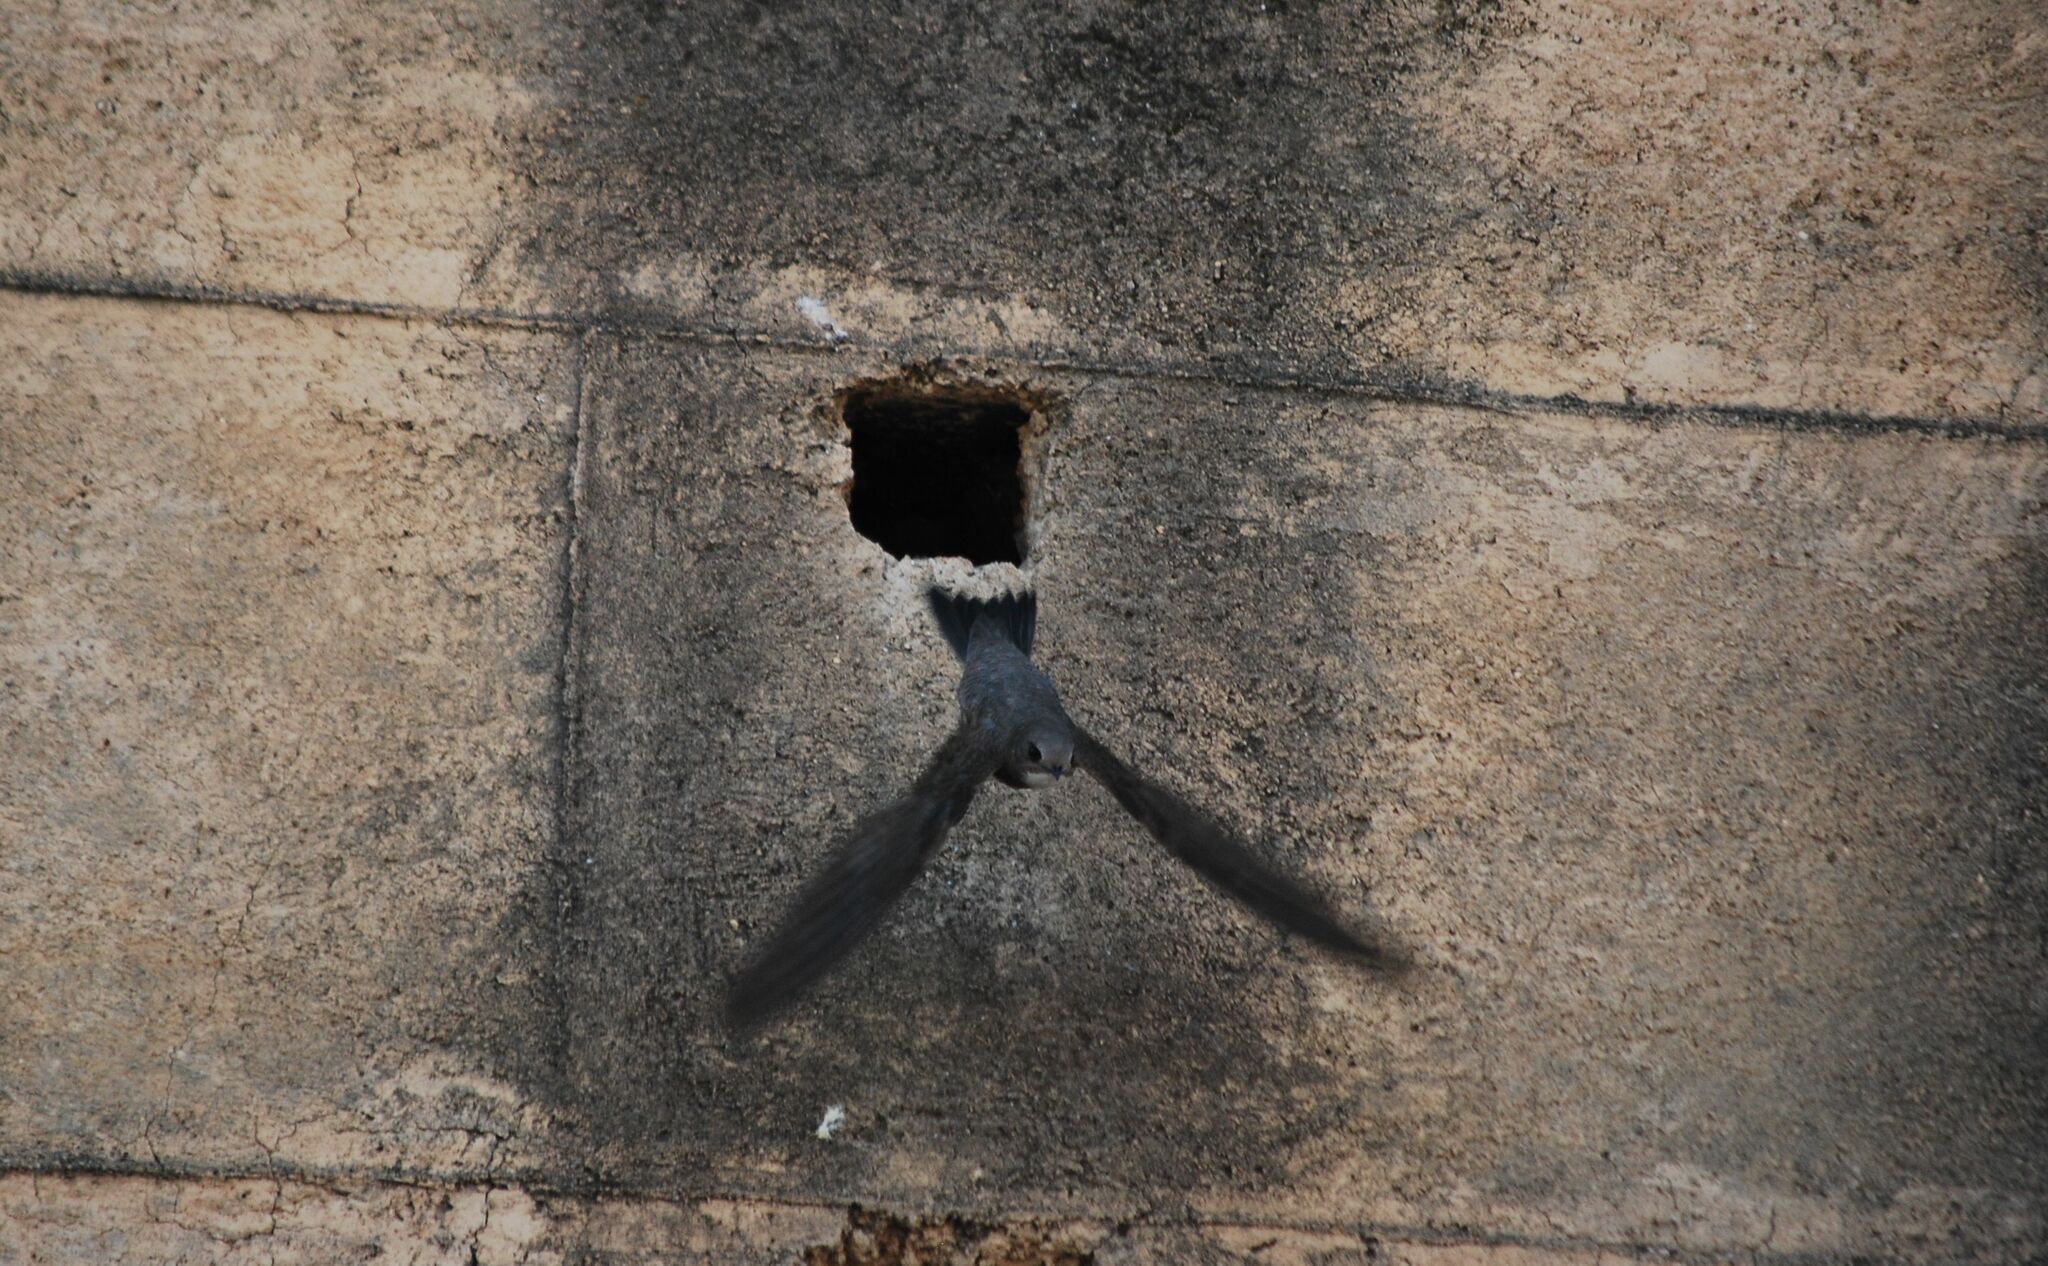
{"left": 0, "top": 1157, "right": 1874, "bottom": 1266}
{"left": 2, "top": 268, "right": 2040, "bottom": 443}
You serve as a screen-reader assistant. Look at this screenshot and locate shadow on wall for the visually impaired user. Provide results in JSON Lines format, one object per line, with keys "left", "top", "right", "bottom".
{"left": 506, "top": 0, "right": 1467, "bottom": 377}
{"left": 470, "top": 348, "right": 1408, "bottom": 1203}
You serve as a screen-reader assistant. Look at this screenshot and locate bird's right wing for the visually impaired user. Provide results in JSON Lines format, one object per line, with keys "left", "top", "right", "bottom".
{"left": 725, "top": 722, "right": 1002, "bottom": 1028}
{"left": 1074, "top": 727, "right": 1403, "bottom": 968}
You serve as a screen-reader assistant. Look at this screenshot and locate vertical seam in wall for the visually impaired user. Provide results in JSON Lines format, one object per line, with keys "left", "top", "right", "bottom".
{"left": 544, "top": 326, "right": 597, "bottom": 1085}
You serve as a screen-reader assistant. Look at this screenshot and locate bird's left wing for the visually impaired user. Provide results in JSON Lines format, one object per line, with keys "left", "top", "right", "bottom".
{"left": 725, "top": 722, "right": 1002, "bottom": 1028}
{"left": 1074, "top": 727, "right": 1402, "bottom": 967}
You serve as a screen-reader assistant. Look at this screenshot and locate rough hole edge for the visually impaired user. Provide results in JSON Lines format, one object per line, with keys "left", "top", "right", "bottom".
{"left": 827, "top": 364, "right": 1063, "bottom": 599}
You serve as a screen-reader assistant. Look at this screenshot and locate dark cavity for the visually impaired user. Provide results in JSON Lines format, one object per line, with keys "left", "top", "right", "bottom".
{"left": 842, "top": 386, "right": 1031, "bottom": 567}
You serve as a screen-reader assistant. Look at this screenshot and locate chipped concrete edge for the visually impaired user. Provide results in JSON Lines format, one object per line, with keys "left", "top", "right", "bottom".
{"left": 0, "top": 1165, "right": 1776, "bottom": 1266}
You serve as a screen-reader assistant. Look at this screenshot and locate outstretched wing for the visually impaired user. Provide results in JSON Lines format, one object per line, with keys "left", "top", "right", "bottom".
{"left": 725, "top": 722, "right": 1001, "bottom": 1028}
{"left": 1074, "top": 727, "right": 1400, "bottom": 966}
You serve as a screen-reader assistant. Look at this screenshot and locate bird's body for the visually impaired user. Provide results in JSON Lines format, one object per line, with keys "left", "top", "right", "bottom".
{"left": 956, "top": 612, "right": 1073, "bottom": 788}
{"left": 723, "top": 587, "right": 1400, "bottom": 1027}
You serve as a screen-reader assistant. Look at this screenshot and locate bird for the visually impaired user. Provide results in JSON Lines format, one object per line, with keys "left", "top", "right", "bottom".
{"left": 723, "top": 586, "right": 1402, "bottom": 1027}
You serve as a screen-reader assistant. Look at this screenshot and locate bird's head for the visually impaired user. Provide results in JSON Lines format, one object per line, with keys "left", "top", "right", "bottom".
{"left": 1015, "top": 728, "right": 1074, "bottom": 788}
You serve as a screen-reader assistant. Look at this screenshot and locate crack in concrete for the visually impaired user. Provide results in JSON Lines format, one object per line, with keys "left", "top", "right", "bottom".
{"left": 0, "top": 269, "right": 2040, "bottom": 442}
{"left": 537, "top": 327, "right": 593, "bottom": 1095}
{"left": 339, "top": 155, "right": 365, "bottom": 254}
{"left": 0, "top": 1162, "right": 1866, "bottom": 1266}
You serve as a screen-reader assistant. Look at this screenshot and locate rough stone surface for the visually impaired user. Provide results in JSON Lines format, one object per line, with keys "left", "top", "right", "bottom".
{"left": 0, "top": 1173, "right": 847, "bottom": 1266}
{"left": 4, "top": 0, "right": 2047, "bottom": 1262}
{"left": 0, "top": 1174, "right": 1705, "bottom": 1266}
{"left": 0, "top": 293, "right": 574, "bottom": 1178}
{"left": 2, "top": 0, "right": 2042, "bottom": 422}
{"left": 1401, "top": 0, "right": 2048, "bottom": 421}
{"left": 531, "top": 346, "right": 2044, "bottom": 1262}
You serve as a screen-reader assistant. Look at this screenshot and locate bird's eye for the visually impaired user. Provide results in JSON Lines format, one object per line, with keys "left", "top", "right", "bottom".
{"left": 1027, "top": 743, "right": 1042, "bottom": 762}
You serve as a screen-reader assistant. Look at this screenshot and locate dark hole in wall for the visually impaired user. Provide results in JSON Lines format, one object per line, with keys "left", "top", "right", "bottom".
{"left": 843, "top": 387, "right": 1030, "bottom": 566}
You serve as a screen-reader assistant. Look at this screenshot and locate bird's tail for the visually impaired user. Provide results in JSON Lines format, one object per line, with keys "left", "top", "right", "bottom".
{"left": 926, "top": 586, "right": 1036, "bottom": 660}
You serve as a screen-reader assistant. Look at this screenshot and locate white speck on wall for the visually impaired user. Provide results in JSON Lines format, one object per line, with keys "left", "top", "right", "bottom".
{"left": 797, "top": 296, "right": 852, "bottom": 342}
{"left": 815, "top": 1103, "right": 847, "bottom": 1140}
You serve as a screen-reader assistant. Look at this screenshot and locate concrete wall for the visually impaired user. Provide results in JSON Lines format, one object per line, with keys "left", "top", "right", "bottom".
{"left": 2, "top": 2, "right": 2042, "bottom": 1263}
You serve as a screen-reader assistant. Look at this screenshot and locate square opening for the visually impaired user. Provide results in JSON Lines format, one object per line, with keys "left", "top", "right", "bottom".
{"left": 842, "top": 386, "right": 1032, "bottom": 567}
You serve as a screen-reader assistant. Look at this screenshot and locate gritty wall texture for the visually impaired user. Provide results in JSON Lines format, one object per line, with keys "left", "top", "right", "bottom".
{"left": 1, "top": 1, "right": 2044, "bottom": 1264}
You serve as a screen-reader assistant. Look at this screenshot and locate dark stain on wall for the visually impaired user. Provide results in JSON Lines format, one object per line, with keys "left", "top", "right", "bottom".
{"left": 502, "top": 0, "right": 1497, "bottom": 381}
